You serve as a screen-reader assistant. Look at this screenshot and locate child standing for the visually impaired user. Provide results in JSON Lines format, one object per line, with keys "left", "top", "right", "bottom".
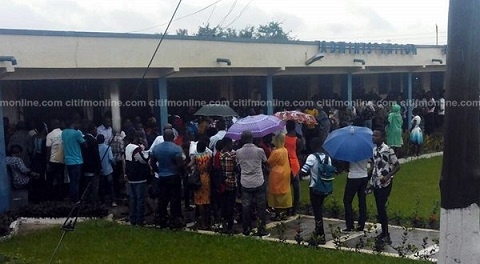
{"left": 410, "top": 109, "right": 424, "bottom": 156}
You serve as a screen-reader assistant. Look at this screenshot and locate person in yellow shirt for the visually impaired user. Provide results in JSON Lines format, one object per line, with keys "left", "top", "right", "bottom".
{"left": 267, "top": 133, "right": 292, "bottom": 220}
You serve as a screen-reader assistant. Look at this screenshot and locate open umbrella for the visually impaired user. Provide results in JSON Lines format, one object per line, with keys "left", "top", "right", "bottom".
{"left": 194, "top": 104, "right": 238, "bottom": 117}
{"left": 225, "top": 114, "right": 285, "bottom": 140}
{"left": 274, "top": 110, "right": 318, "bottom": 125}
{"left": 323, "top": 126, "right": 374, "bottom": 162}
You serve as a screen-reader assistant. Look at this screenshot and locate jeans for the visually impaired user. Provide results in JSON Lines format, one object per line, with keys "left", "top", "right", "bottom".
{"left": 112, "top": 162, "right": 125, "bottom": 197}
{"left": 242, "top": 184, "right": 266, "bottom": 233}
{"left": 83, "top": 174, "right": 99, "bottom": 203}
{"left": 128, "top": 182, "right": 146, "bottom": 225}
{"left": 154, "top": 175, "right": 182, "bottom": 227}
{"left": 310, "top": 188, "right": 328, "bottom": 236}
{"left": 291, "top": 174, "right": 300, "bottom": 214}
{"left": 66, "top": 164, "right": 82, "bottom": 202}
{"left": 100, "top": 173, "right": 116, "bottom": 203}
{"left": 182, "top": 173, "right": 191, "bottom": 208}
{"left": 374, "top": 182, "right": 393, "bottom": 234}
{"left": 343, "top": 177, "right": 368, "bottom": 229}
{"left": 46, "top": 162, "right": 65, "bottom": 201}
{"left": 221, "top": 189, "right": 237, "bottom": 230}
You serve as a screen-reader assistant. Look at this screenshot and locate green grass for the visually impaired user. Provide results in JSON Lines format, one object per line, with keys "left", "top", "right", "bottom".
{"left": 0, "top": 221, "right": 426, "bottom": 264}
{"left": 300, "top": 156, "right": 442, "bottom": 226}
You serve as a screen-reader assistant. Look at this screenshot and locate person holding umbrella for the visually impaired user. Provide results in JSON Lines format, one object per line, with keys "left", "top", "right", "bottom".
{"left": 322, "top": 125, "right": 376, "bottom": 233}
{"left": 371, "top": 129, "right": 401, "bottom": 244}
{"left": 341, "top": 159, "right": 369, "bottom": 233}
{"left": 236, "top": 131, "right": 269, "bottom": 237}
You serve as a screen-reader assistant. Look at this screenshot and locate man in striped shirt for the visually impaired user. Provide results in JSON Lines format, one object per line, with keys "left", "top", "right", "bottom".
{"left": 371, "top": 129, "right": 401, "bottom": 244}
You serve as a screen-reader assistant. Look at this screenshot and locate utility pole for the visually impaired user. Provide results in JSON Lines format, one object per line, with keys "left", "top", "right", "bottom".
{"left": 438, "top": 1, "right": 480, "bottom": 263}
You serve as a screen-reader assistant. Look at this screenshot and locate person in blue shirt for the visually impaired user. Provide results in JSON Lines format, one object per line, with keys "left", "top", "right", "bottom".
{"left": 150, "top": 129, "right": 185, "bottom": 229}
{"left": 97, "top": 134, "right": 116, "bottom": 207}
{"left": 61, "top": 120, "right": 86, "bottom": 202}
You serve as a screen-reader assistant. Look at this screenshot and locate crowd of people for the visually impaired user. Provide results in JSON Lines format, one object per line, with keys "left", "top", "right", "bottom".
{"left": 4, "top": 89, "right": 445, "bottom": 242}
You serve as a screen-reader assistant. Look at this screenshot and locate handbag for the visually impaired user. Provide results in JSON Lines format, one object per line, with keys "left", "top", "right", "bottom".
{"left": 187, "top": 169, "right": 201, "bottom": 190}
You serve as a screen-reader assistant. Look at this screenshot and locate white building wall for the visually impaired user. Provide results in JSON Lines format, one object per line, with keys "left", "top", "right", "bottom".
{"left": 0, "top": 30, "right": 446, "bottom": 81}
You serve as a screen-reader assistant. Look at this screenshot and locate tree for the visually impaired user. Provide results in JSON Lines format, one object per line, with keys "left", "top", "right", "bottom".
{"left": 238, "top": 26, "right": 255, "bottom": 39}
{"left": 438, "top": 1, "right": 480, "bottom": 263}
{"left": 197, "top": 24, "right": 223, "bottom": 38}
{"left": 256, "top": 21, "right": 292, "bottom": 41}
{"left": 224, "top": 28, "right": 237, "bottom": 38}
{"left": 182, "top": 21, "right": 294, "bottom": 40}
{"left": 176, "top": 29, "right": 189, "bottom": 36}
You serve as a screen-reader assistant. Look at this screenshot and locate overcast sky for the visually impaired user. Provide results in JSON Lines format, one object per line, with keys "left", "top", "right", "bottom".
{"left": 1, "top": 0, "right": 449, "bottom": 44}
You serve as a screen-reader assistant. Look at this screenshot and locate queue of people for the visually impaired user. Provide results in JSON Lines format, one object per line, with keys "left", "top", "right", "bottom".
{"left": 3, "top": 94, "right": 410, "bottom": 244}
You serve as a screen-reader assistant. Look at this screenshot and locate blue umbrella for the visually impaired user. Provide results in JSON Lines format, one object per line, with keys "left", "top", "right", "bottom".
{"left": 323, "top": 126, "right": 374, "bottom": 162}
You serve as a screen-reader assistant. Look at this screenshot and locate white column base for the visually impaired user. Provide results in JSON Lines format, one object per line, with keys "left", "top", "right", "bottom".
{"left": 438, "top": 203, "right": 480, "bottom": 264}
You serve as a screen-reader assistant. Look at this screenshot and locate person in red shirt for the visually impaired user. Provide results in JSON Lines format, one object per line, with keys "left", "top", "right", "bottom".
{"left": 285, "top": 120, "right": 303, "bottom": 215}
{"left": 211, "top": 140, "right": 225, "bottom": 224}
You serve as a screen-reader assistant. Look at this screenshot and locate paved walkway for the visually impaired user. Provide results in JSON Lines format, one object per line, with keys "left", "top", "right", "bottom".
{"left": 183, "top": 215, "right": 439, "bottom": 262}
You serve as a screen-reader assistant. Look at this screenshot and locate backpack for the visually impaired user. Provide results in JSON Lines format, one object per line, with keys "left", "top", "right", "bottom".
{"left": 310, "top": 153, "right": 336, "bottom": 195}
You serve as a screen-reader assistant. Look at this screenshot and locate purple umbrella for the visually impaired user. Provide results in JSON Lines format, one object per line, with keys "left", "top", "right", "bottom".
{"left": 225, "top": 114, "right": 285, "bottom": 140}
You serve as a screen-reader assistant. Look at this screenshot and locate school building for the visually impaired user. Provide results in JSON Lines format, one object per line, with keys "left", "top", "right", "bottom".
{"left": 0, "top": 28, "right": 446, "bottom": 211}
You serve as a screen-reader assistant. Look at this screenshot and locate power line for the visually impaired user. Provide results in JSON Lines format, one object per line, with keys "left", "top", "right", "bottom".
{"left": 206, "top": 0, "right": 218, "bottom": 25}
{"left": 222, "top": 0, "right": 255, "bottom": 29}
{"left": 217, "top": 0, "right": 238, "bottom": 28}
{"left": 133, "top": 0, "right": 182, "bottom": 98}
{"left": 129, "top": 0, "right": 220, "bottom": 33}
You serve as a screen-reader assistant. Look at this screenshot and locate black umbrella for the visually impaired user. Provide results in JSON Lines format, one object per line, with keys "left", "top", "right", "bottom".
{"left": 194, "top": 104, "right": 238, "bottom": 117}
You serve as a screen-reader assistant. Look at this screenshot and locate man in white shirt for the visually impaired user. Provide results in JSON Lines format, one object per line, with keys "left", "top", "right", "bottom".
{"left": 438, "top": 91, "right": 445, "bottom": 128}
{"left": 45, "top": 119, "right": 65, "bottom": 201}
{"left": 209, "top": 119, "right": 226, "bottom": 153}
{"left": 299, "top": 137, "right": 334, "bottom": 244}
{"left": 148, "top": 123, "right": 173, "bottom": 153}
{"left": 342, "top": 159, "right": 369, "bottom": 232}
{"left": 97, "top": 117, "right": 113, "bottom": 144}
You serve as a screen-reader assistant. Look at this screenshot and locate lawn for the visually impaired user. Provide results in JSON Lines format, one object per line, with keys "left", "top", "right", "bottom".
{"left": 300, "top": 156, "right": 442, "bottom": 227}
{"left": 0, "top": 221, "right": 427, "bottom": 264}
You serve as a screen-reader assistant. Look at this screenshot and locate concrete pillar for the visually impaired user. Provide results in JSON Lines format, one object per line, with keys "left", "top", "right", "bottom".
{"left": 158, "top": 78, "right": 168, "bottom": 129}
{"left": 266, "top": 75, "right": 273, "bottom": 115}
{"left": 347, "top": 73, "right": 353, "bottom": 108}
{"left": 110, "top": 82, "right": 121, "bottom": 133}
{"left": 422, "top": 72, "right": 431, "bottom": 92}
{"left": 0, "top": 83, "right": 10, "bottom": 212}
{"left": 407, "top": 72, "right": 413, "bottom": 129}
